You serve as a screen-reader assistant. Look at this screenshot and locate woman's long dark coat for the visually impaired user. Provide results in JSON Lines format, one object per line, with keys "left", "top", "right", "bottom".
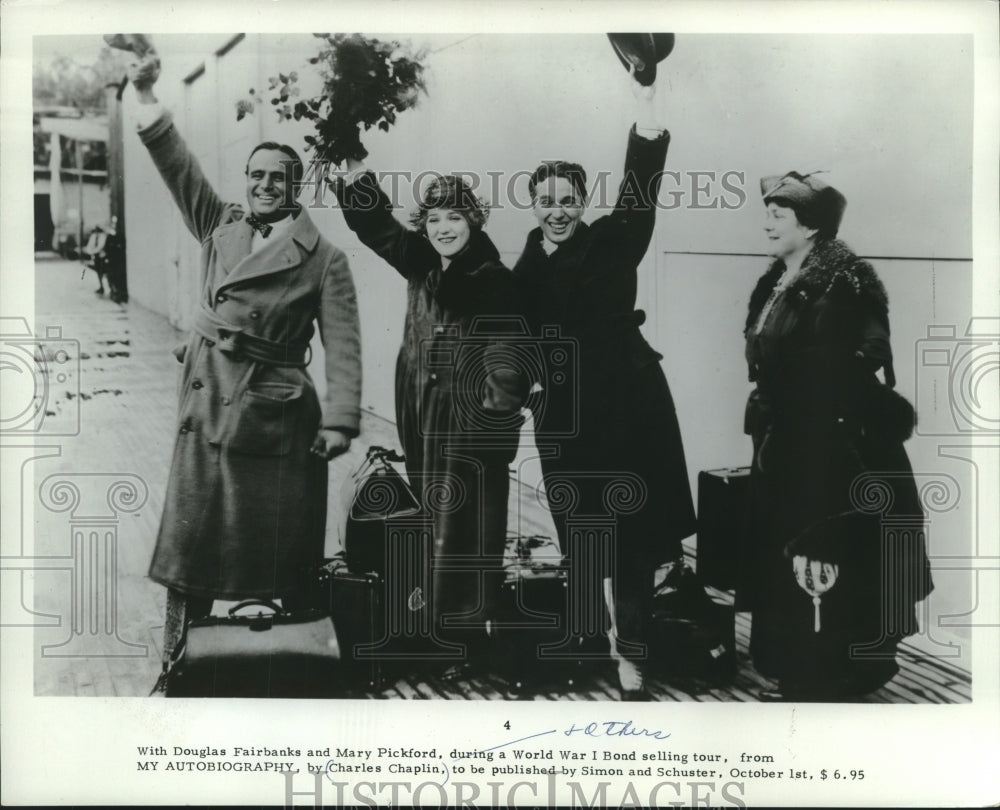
{"left": 513, "top": 127, "right": 697, "bottom": 651}
{"left": 741, "top": 237, "right": 933, "bottom": 694}
{"left": 336, "top": 173, "right": 526, "bottom": 643}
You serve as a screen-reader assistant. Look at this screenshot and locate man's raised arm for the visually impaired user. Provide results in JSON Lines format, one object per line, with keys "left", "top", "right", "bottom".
{"left": 128, "top": 51, "right": 231, "bottom": 244}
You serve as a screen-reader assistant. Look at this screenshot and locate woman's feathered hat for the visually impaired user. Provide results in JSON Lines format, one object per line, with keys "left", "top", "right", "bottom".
{"left": 408, "top": 174, "right": 490, "bottom": 231}
{"left": 761, "top": 171, "right": 847, "bottom": 237}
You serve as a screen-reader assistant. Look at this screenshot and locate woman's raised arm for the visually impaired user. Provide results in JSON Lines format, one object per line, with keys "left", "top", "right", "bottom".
{"left": 330, "top": 160, "right": 436, "bottom": 279}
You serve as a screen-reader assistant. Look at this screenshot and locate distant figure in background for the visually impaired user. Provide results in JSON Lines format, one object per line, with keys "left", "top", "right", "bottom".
{"left": 740, "top": 171, "right": 933, "bottom": 701}
{"left": 83, "top": 216, "right": 127, "bottom": 303}
{"left": 127, "top": 47, "right": 362, "bottom": 689}
{"left": 513, "top": 70, "right": 697, "bottom": 700}
{"left": 82, "top": 223, "right": 109, "bottom": 295}
{"left": 103, "top": 215, "right": 128, "bottom": 304}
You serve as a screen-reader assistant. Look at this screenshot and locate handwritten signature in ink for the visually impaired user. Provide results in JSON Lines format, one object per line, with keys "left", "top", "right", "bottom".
{"left": 563, "top": 720, "right": 670, "bottom": 740}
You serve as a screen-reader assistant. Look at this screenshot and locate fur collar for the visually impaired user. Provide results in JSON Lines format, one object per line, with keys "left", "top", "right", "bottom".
{"left": 745, "top": 238, "right": 889, "bottom": 334}
{"left": 431, "top": 230, "right": 507, "bottom": 313}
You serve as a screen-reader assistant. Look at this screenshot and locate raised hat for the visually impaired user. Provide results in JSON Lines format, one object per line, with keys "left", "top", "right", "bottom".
{"left": 607, "top": 34, "right": 675, "bottom": 87}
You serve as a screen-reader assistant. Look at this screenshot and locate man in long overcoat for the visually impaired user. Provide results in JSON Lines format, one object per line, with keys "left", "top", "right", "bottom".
{"left": 514, "top": 75, "right": 697, "bottom": 698}
{"left": 127, "top": 51, "right": 362, "bottom": 669}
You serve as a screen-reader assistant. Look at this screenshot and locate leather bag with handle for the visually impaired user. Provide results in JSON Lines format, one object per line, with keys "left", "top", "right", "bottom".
{"left": 341, "top": 446, "right": 421, "bottom": 574}
{"left": 649, "top": 562, "right": 736, "bottom": 681}
{"left": 165, "top": 599, "right": 341, "bottom": 698}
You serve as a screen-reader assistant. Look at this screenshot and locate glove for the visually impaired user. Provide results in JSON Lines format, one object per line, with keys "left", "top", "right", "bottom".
{"left": 125, "top": 50, "right": 161, "bottom": 92}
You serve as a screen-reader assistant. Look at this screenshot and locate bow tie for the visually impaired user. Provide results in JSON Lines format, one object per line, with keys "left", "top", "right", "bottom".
{"left": 246, "top": 215, "right": 273, "bottom": 238}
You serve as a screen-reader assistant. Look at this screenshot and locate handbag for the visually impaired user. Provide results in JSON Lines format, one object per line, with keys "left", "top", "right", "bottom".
{"left": 648, "top": 562, "right": 736, "bottom": 681}
{"left": 342, "top": 446, "right": 422, "bottom": 574}
{"left": 165, "top": 599, "right": 342, "bottom": 698}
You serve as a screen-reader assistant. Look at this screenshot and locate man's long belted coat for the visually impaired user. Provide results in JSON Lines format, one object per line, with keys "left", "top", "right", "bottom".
{"left": 140, "top": 111, "right": 362, "bottom": 600}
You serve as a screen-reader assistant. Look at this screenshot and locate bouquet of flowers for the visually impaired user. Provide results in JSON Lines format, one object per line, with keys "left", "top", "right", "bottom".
{"left": 237, "top": 33, "right": 428, "bottom": 167}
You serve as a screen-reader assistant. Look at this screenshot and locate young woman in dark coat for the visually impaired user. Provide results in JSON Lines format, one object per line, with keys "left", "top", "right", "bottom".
{"left": 332, "top": 157, "right": 527, "bottom": 679}
{"left": 741, "top": 172, "right": 933, "bottom": 701}
{"left": 513, "top": 73, "right": 697, "bottom": 699}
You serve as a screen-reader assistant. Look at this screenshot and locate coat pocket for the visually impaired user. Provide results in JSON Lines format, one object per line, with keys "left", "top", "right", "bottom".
{"left": 228, "top": 382, "right": 303, "bottom": 456}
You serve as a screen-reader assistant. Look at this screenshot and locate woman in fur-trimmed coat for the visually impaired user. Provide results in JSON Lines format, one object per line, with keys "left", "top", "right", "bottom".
{"left": 333, "top": 160, "right": 527, "bottom": 678}
{"left": 740, "top": 172, "right": 933, "bottom": 701}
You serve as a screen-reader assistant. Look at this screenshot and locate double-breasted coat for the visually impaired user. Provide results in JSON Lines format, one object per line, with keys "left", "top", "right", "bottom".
{"left": 513, "top": 126, "right": 698, "bottom": 653}
{"left": 741, "top": 237, "right": 933, "bottom": 694}
{"left": 336, "top": 172, "right": 526, "bottom": 642}
{"left": 140, "top": 111, "right": 362, "bottom": 600}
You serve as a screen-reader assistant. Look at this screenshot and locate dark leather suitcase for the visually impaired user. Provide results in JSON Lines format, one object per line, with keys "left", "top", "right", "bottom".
{"left": 696, "top": 466, "right": 751, "bottom": 590}
{"left": 316, "top": 554, "right": 458, "bottom": 689}
{"left": 494, "top": 568, "right": 581, "bottom": 690}
{"left": 648, "top": 566, "right": 736, "bottom": 682}
{"left": 492, "top": 535, "right": 601, "bottom": 691}
{"left": 166, "top": 600, "right": 342, "bottom": 698}
{"left": 319, "top": 565, "right": 384, "bottom": 689}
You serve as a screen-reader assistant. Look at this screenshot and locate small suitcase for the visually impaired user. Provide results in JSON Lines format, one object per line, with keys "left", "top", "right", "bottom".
{"left": 316, "top": 556, "right": 459, "bottom": 689}
{"left": 696, "top": 466, "right": 751, "bottom": 590}
{"left": 318, "top": 563, "right": 384, "bottom": 689}
{"left": 494, "top": 569, "right": 582, "bottom": 690}
{"left": 492, "top": 535, "right": 599, "bottom": 691}
{"left": 648, "top": 565, "right": 736, "bottom": 682}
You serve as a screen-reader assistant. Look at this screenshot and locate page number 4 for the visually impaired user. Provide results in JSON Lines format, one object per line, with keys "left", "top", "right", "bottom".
{"left": 504, "top": 720, "right": 510, "bottom": 730}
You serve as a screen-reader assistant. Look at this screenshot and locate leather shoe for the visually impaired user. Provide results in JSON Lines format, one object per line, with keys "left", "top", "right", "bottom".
{"left": 621, "top": 686, "right": 650, "bottom": 701}
{"left": 758, "top": 689, "right": 787, "bottom": 702}
{"left": 441, "top": 662, "right": 477, "bottom": 683}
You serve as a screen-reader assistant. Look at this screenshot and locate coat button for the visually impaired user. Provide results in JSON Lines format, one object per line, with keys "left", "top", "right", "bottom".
{"left": 221, "top": 396, "right": 231, "bottom": 406}
{"left": 249, "top": 310, "right": 261, "bottom": 320}
{"left": 429, "top": 372, "right": 438, "bottom": 381}
{"left": 191, "top": 379, "right": 204, "bottom": 390}
{"left": 217, "top": 293, "right": 228, "bottom": 303}
{"left": 206, "top": 339, "right": 216, "bottom": 347}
